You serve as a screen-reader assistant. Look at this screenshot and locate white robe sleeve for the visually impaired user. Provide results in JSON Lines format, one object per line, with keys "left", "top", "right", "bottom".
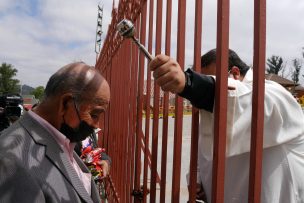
{"left": 199, "top": 69, "right": 304, "bottom": 159}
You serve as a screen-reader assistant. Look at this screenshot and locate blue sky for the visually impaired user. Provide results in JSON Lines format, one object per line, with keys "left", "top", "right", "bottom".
{"left": 0, "top": 0, "right": 303, "bottom": 87}
{"left": 0, "top": 0, "right": 113, "bottom": 87}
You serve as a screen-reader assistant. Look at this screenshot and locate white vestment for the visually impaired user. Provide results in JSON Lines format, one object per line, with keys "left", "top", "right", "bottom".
{"left": 198, "top": 69, "right": 304, "bottom": 203}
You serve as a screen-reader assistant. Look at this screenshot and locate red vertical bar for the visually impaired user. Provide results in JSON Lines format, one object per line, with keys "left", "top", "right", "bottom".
{"left": 111, "top": 54, "right": 117, "bottom": 198}
{"left": 116, "top": 52, "right": 121, "bottom": 201}
{"left": 143, "top": 0, "right": 154, "bottom": 202}
{"left": 127, "top": 40, "right": 135, "bottom": 202}
{"left": 119, "top": 49, "right": 125, "bottom": 202}
{"left": 114, "top": 54, "right": 121, "bottom": 202}
{"left": 103, "top": 63, "right": 111, "bottom": 150}
{"left": 171, "top": 0, "right": 186, "bottom": 202}
{"left": 134, "top": 5, "right": 148, "bottom": 201}
{"left": 212, "top": 0, "right": 230, "bottom": 202}
{"left": 126, "top": 41, "right": 133, "bottom": 202}
{"left": 123, "top": 43, "right": 130, "bottom": 202}
{"left": 126, "top": 43, "right": 132, "bottom": 203}
{"left": 188, "top": 0, "right": 203, "bottom": 202}
{"left": 159, "top": 0, "right": 172, "bottom": 202}
{"left": 106, "top": 62, "right": 111, "bottom": 149}
{"left": 248, "top": 0, "right": 266, "bottom": 202}
{"left": 104, "top": 59, "right": 112, "bottom": 199}
{"left": 115, "top": 52, "right": 122, "bottom": 201}
{"left": 150, "top": 0, "right": 163, "bottom": 202}
{"left": 130, "top": 20, "right": 140, "bottom": 202}
{"left": 117, "top": 49, "right": 122, "bottom": 202}
{"left": 114, "top": 54, "right": 119, "bottom": 200}
{"left": 98, "top": 67, "right": 108, "bottom": 149}
{"left": 114, "top": 53, "right": 122, "bottom": 201}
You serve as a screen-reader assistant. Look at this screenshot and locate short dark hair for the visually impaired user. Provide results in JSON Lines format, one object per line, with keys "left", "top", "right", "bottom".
{"left": 44, "top": 62, "right": 104, "bottom": 104}
{"left": 201, "top": 49, "right": 249, "bottom": 76}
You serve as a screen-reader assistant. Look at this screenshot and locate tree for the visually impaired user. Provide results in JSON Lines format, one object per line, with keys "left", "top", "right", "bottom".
{"left": 292, "top": 59, "right": 302, "bottom": 85}
{"left": 31, "top": 86, "right": 45, "bottom": 101}
{"left": 0, "top": 63, "right": 20, "bottom": 94}
{"left": 266, "top": 55, "right": 284, "bottom": 75}
{"left": 279, "top": 63, "right": 292, "bottom": 78}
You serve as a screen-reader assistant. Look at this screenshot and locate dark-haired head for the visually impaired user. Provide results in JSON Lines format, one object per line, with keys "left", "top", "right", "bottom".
{"left": 201, "top": 49, "right": 249, "bottom": 77}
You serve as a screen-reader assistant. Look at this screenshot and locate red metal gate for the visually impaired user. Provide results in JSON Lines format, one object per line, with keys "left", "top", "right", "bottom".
{"left": 95, "top": 0, "right": 266, "bottom": 202}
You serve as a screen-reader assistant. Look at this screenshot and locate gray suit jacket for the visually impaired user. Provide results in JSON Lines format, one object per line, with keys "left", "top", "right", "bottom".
{"left": 0, "top": 112, "right": 101, "bottom": 203}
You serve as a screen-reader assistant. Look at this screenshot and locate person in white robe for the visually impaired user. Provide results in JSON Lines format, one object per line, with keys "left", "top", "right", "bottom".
{"left": 149, "top": 49, "right": 304, "bottom": 203}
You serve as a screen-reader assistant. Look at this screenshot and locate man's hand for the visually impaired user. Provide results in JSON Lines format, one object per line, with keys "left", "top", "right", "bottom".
{"left": 187, "top": 183, "right": 208, "bottom": 203}
{"left": 98, "top": 160, "right": 110, "bottom": 177}
{"left": 149, "top": 54, "right": 186, "bottom": 94}
{"left": 196, "top": 183, "right": 207, "bottom": 202}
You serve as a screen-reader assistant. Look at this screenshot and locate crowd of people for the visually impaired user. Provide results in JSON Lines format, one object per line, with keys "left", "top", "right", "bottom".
{"left": 1, "top": 48, "right": 304, "bottom": 203}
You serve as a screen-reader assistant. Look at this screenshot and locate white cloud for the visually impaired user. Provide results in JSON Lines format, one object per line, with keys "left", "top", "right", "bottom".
{"left": 0, "top": 0, "right": 113, "bottom": 87}
{"left": 0, "top": 0, "right": 18, "bottom": 13}
{"left": 0, "top": 0, "right": 303, "bottom": 88}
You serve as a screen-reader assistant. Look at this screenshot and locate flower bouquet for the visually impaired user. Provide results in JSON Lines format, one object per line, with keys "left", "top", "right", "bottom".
{"left": 81, "top": 145, "right": 106, "bottom": 182}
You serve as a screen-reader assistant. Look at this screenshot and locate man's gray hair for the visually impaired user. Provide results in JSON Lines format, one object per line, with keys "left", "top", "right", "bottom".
{"left": 43, "top": 62, "right": 103, "bottom": 103}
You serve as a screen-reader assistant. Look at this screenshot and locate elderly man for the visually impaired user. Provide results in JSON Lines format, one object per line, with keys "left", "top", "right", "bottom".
{"left": 0, "top": 62, "right": 110, "bottom": 203}
{"left": 150, "top": 49, "right": 304, "bottom": 203}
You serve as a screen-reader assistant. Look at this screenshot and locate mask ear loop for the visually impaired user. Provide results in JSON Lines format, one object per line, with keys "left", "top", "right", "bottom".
{"left": 72, "top": 96, "right": 97, "bottom": 144}
{"left": 72, "top": 96, "right": 82, "bottom": 122}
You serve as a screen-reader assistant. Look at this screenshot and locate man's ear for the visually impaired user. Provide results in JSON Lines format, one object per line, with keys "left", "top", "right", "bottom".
{"left": 59, "top": 93, "right": 73, "bottom": 114}
{"left": 230, "top": 66, "right": 240, "bottom": 80}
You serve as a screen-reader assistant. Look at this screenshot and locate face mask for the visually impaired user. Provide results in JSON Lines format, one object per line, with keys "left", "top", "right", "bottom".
{"left": 59, "top": 120, "right": 95, "bottom": 143}
{"left": 59, "top": 98, "right": 95, "bottom": 143}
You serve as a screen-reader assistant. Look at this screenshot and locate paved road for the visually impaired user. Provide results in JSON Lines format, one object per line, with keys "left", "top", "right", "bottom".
{"left": 142, "top": 116, "right": 192, "bottom": 202}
